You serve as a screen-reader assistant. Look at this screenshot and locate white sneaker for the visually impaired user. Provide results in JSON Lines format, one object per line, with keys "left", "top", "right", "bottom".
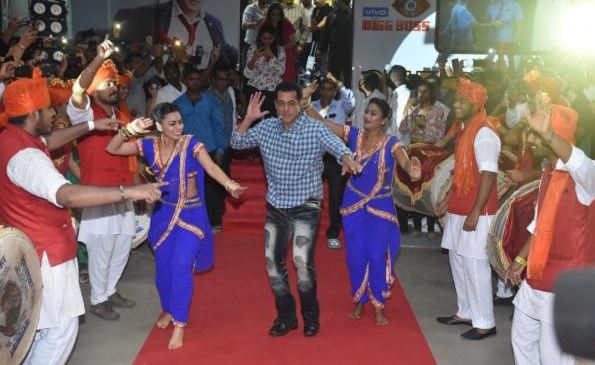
{"left": 327, "top": 238, "right": 341, "bottom": 249}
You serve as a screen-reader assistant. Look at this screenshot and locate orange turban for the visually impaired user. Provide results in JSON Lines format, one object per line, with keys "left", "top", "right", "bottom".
{"left": 458, "top": 77, "right": 487, "bottom": 109}
{"left": 4, "top": 68, "right": 51, "bottom": 117}
{"left": 118, "top": 70, "right": 133, "bottom": 87}
{"left": 451, "top": 78, "right": 496, "bottom": 196}
{"left": 527, "top": 104, "right": 578, "bottom": 280}
{"left": 48, "top": 78, "right": 74, "bottom": 108}
{"left": 87, "top": 59, "right": 119, "bottom": 95}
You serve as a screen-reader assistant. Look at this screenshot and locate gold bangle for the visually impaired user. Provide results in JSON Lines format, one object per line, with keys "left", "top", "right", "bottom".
{"left": 119, "top": 128, "right": 130, "bottom": 141}
{"left": 514, "top": 256, "right": 527, "bottom": 267}
{"left": 125, "top": 123, "right": 139, "bottom": 137}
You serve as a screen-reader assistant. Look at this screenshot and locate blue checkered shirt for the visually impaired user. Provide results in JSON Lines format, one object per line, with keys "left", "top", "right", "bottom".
{"left": 231, "top": 113, "right": 351, "bottom": 208}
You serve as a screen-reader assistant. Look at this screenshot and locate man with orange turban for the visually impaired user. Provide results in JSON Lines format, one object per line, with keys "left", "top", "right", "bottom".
{"left": 435, "top": 78, "right": 501, "bottom": 340}
{"left": 505, "top": 93, "right": 594, "bottom": 365}
{"left": 66, "top": 36, "right": 138, "bottom": 321}
{"left": 0, "top": 68, "right": 162, "bottom": 365}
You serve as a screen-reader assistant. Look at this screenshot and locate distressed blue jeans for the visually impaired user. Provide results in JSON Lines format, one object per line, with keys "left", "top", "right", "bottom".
{"left": 264, "top": 199, "right": 321, "bottom": 325}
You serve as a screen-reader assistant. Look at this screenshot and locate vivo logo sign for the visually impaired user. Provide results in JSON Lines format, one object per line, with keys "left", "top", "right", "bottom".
{"left": 363, "top": 7, "right": 389, "bottom": 17}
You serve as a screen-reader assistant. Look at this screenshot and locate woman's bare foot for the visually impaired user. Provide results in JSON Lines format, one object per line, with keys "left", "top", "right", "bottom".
{"left": 156, "top": 313, "right": 172, "bottom": 329}
{"left": 348, "top": 303, "right": 364, "bottom": 319}
{"left": 374, "top": 308, "right": 389, "bottom": 326}
{"left": 168, "top": 327, "right": 184, "bottom": 350}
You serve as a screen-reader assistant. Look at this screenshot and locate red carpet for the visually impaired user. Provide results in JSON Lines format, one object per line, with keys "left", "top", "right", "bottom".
{"left": 133, "top": 158, "right": 436, "bottom": 365}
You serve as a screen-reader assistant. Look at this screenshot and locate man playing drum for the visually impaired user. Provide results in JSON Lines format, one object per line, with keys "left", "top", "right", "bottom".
{"left": 0, "top": 68, "right": 162, "bottom": 364}
{"left": 506, "top": 92, "right": 595, "bottom": 365}
{"left": 435, "top": 78, "right": 501, "bottom": 340}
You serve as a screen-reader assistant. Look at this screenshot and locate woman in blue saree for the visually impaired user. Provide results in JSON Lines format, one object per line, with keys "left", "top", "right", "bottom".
{"left": 316, "top": 98, "right": 421, "bottom": 325}
{"left": 106, "top": 103, "right": 245, "bottom": 349}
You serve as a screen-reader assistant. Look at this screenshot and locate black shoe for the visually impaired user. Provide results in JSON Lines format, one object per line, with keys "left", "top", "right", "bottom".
{"left": 436, "top": 315, "right": 472, "bottom": 326}
{"left": 268, "top": 320, "right": 298, "bottom": 337}
{"left": 89, "top": 301, "right": 120, "bottom": 321}
{"left": 493, "top": 296, "right": 514, "bottom": 306}
{"left": 460, "top": 327, "right": 497, "bottom": 340}
{"left": 303, "top": 323, "right": 319, "bottom": 337}
{"left": 108, "top": 292, "right": 136, "bottom": 308}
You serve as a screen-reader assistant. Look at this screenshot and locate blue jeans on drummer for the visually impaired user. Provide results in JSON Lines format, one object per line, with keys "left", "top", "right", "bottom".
{"left": 264, "top": 199, "right": 321, "bottom": 326}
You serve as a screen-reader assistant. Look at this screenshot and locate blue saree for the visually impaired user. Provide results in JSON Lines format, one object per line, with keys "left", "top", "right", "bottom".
{"left": 340, "top": 126, "right": 402, "bottom": 309}
{"left": 137, "top": 135, "right": 214, "bottom": 326}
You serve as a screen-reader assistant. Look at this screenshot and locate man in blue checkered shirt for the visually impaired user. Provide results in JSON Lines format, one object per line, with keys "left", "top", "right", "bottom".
{"left": 231, "top": 81, "right": 361, "bottom": 338}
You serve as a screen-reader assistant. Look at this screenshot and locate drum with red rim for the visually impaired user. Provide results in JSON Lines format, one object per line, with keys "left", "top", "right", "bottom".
{"left": 393, "top": 144, "right": 518, "bottom": 223}
{"left": 488, "top": 180, "right": 540, "bottom": 279}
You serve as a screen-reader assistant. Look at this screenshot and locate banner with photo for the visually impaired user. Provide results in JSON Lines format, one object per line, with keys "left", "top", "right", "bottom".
{"left": 352, "top": 0, "right": 438, "bottom": 78}
{"left": 69, "top": 0, "right": 241, "bottom": 69}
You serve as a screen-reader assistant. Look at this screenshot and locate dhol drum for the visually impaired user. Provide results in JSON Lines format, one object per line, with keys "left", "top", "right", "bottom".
{"left": 393, "top": 144, "right": 518, "bottom": 219}
{"left": 487, "top": 180, "right": 540, "bottom": 280}
{"left": 393, "top": 144, "right": 453, "bottom": 216}
{"left": 0, "top": 226, "right": 42, "bottom": 365}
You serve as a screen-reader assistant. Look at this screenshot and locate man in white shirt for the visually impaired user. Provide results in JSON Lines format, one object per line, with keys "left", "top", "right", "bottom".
{"left": 125, "top": 48, "right": 164, "bottom": 118}
{"left": 283, "top": 0, "right": 305, "bottom": 44}
{"left": 436, "top": 79, "right": 500, "bottom": 341}
{"left": 241, "top": 0, "right": 269, "bottom": 74}
{"left": 0, "top": 68, "right": 161, "bottom": 365}
{"left": 387, "top": 65, "right": 411, "bottom": 137}
{"left": 66, "top": 38, "right": 140, "bottom": 321}
{"left": 297, "top": 0, "right": 315, "bottom": 72}
{"left": 505, "top": 96, "right": 594, "bottom": 365}
{"left": 242, "top": 0, "right": 269, "bottom": 45}
{"left": 311, "top": 75, "right": 355, "bottom": 248}
{"left": 153, "top": 62, "right": 187, "bottom": 115}
{"left": 352, "top": 71, "right": 386, "bottom": 128}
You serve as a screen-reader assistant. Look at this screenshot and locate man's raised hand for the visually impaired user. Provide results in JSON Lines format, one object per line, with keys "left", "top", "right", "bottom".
{"left": 525, "top": 91, "right": 552, "bottom": 137}
{"left": 245, "top": 92, "right": 270, "bottom": 123}
{"left": 97, "top": 35, "right": 115, "bottom": 60}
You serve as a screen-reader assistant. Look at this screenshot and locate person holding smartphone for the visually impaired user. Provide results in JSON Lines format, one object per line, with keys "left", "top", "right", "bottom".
{"left": 244, "top": 24, "right": 286, "bottom": 119}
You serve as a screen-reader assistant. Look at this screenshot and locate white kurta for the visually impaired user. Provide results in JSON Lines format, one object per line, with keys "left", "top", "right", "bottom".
{"left": 66, "top": 96, "right": 136, "bottom": 241}
{"left": 6, "top": 147, "right": 85, "bottom": 329}
{"left": 441, "top": 127, "right": 501, "bottom": 259}
{"left": 5, "top": 138, "right": 84, "bottom": 365}
{"left": 37, "top": 253, "right": 85, "bottom": 330}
